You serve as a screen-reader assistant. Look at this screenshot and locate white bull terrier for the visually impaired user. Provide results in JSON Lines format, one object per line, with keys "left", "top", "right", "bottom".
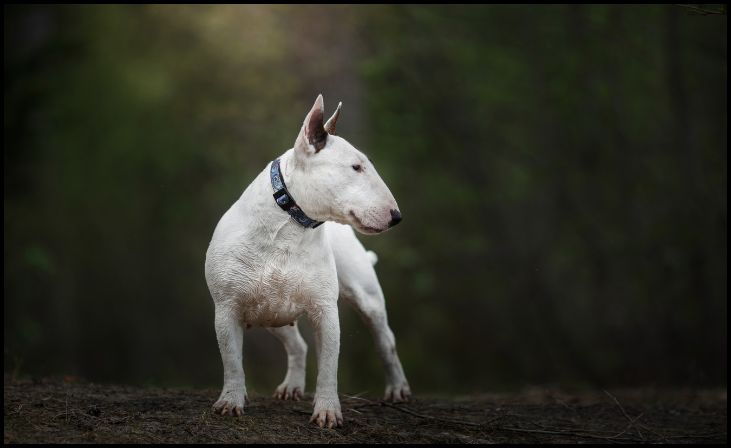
{"left": 204, "top": 94, "right": 411, "bottom": 428}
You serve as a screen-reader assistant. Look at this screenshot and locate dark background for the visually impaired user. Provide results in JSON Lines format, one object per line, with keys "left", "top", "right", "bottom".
{"left": 4, "top": 5, "right": 727, "bottom": 395}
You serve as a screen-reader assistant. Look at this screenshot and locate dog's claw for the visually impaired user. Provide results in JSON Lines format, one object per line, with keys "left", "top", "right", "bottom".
{"left": 274, "top": 383, "right": 304, "bottom": 401}
{"left": 213, "top": 389, "right": 247, "bottom": 417}
{"left": 385, "top": 383, "right": 412, "bottom": 403}
{"left": 310, "top": 410, "right": 341, "bottom": 428}
{"left": 310, "top": 396, "right": 343, "bottom": 428}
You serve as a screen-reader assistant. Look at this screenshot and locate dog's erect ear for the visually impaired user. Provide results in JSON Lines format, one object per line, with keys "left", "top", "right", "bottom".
{"left": 295, "top": 94, "right": 328, "bottom": 154}
{"left": 324, "top": 102, "right": 342, "bottom": 135}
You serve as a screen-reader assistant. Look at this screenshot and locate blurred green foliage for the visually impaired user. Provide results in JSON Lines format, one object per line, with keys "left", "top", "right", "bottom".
{"left": 4, "top": 5, "right": 726, "bottom": 393}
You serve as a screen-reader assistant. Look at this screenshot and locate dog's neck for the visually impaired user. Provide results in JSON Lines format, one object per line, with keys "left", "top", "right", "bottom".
{"left": 277, "top": 150, "right": 300, "bottom": 203}
{"left": 277, "top": 149, "right": 315, "bottom": 220}
{"left": 240, "top": 149, "right": 325, "bottom": 247}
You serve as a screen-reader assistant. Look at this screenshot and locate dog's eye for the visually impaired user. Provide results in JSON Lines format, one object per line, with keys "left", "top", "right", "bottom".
{"left": 352, "top": 164, "right": 362, "bottom": 172}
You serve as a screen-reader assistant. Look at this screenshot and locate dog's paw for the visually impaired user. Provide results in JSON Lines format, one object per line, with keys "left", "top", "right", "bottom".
{"left": 310, "top": 394, "right": 343, "bottom": 428}
{"left": 273, "top": 381, "right": 304, "bottom": 401}
{"left": 384, "top": 382, "right": 411, "bottom": 403}
{"left": 212, "top": 388, "right": 248, "bottom": 416}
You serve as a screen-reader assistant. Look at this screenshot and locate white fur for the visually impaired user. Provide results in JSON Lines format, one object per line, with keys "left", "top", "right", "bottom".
{"left": 204, "top": 95, "right": 410, "bottom": 428}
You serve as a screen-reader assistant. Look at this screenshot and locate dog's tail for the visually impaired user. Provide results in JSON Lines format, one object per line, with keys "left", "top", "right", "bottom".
{"left": 366, "top": 250, "right": 378, "bottom": 266}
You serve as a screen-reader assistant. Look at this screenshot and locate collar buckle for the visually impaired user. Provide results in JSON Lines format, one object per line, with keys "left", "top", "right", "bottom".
{"left": 273, "top": 188, "right": 293, "bottom": 211}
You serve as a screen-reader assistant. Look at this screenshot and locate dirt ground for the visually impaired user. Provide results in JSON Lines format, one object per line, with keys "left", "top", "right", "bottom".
{"left": 3, "top": 376, "right": 726, "bottom": 444}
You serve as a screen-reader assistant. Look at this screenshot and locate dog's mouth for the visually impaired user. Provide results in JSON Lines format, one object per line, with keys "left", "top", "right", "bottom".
{"left": 349, "top": 211, "right": 384, "bottom": 234}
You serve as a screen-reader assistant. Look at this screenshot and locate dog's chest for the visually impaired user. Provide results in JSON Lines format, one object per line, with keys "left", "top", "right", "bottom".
{"left": 232, "top": 246, "right": 338, "bottom": 327}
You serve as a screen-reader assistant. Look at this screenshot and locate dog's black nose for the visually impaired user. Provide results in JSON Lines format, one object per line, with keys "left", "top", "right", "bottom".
{"left": 389, "top": 209, "right": 402, "bottom": 227}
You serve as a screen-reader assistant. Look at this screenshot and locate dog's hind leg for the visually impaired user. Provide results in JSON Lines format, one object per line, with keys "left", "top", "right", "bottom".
{"left": 266, "top": 323, "right": 307, "bottom": 401}
{"left": 326, "top": 222, "right": 411, "bottom": 402}
{"left": 343, "top": 284, "right": 412, "bottom": 402}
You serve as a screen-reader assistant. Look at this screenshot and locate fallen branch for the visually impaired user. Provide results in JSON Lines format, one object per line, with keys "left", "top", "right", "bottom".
{"left": 378, "top": 401, "right": 485, "bottom": 427}
{"left": 498, "top": 426, "right": 647, "bottom": 443}
{"left": 604, "top": 390, "right": 668, "bottom": 442}
{"left": 603, "top": 390, "right": 645, "bottom": 440}
{"left": 344, "top": 396, "right": 485, "bottom": 427}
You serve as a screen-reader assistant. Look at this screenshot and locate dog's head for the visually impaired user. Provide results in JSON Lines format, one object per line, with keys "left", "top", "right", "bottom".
{"left": 288, "top": 94, "right": 401, "bottom": 234}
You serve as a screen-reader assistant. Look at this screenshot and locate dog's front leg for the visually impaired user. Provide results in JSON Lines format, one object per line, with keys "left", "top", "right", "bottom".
{"left": 212, "top": 303, "right": 248, "bottom": 416}
{"left": 309, "top": 303, "right": 343, "bottom": 428}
